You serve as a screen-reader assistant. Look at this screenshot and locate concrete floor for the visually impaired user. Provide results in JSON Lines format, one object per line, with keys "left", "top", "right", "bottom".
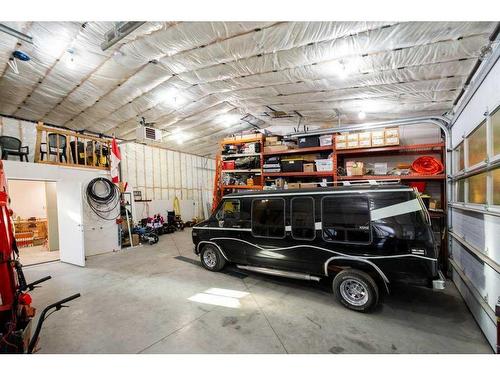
{"left": 19, "top": 245, "right": 59, "bottom": 266}
{"left": 24, "top": 228, "right": 492, "bottom": 354}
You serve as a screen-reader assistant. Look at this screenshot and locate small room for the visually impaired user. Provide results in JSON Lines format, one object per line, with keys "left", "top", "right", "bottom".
{"left": 7, "top": 179, "right": 59, "bottom": 265}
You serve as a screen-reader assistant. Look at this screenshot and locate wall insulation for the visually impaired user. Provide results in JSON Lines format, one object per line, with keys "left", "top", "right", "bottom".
{"left": 0, "top": 115, "right": 216, "bottom": 220}
{"left": 449, "top": 49, "right": 500, "bottom": 352}
{"left": 119, "top": 142, "right": 215, "bottom": 220}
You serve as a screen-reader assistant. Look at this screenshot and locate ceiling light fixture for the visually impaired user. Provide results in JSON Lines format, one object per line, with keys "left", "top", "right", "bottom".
{"left": 162, "top": 89, "right": 187, "bottom": 108}
{"left": 358, "top": 111, "right": 366, "bottom": 120}
{"left": 66, "top": 49, "right": 76, "bottom": 69}
{"left": 172, "top": 128, "right": 189, "bottom": 145}
{"left": 220, "top": 113, "right": 241, "bottom": 127}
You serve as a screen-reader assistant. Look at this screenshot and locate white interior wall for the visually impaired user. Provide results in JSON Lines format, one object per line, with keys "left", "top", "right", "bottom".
{"left": 7, "top": 179, "right": 47, "bottom": 219}
{"left": 45, "top": 181, "right": 59, "bottom": 252}
{"left": 449, "top": 52, "right": 500, "bottom": 351}
{"left": 3, "top": 160, "right": 120, "bottom": 258}
{"left": 120, "top": 142, "right": 215, "bottom": 220}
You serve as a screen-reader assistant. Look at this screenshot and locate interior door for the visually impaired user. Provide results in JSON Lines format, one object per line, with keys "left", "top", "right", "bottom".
{"left": 56, "top": 180, "right": 85, "bottom": 266}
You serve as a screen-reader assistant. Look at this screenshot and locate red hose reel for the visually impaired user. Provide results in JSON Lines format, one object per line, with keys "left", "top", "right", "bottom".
{"left": 412, "top": 156, "right": 444, "bottom": 175}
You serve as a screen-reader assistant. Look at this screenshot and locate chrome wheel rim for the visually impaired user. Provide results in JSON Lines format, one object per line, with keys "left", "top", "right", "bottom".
{"left": 203, "top": 248, "right": 217, "bottom": 268}
{"left": 340, "top": 278, "right": 368, "bottom": 306}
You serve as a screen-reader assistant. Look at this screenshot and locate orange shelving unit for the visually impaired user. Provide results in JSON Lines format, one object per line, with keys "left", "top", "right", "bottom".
{"left": 212, "top": 134, "right": 264, "bottom": 211}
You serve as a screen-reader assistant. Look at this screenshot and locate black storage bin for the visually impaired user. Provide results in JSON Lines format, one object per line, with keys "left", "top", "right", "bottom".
{"left": 281, "top": 158, "right": 304, "bottom": 172}
{"left": 298, "top": 135, "right": 320, "bottom": 148}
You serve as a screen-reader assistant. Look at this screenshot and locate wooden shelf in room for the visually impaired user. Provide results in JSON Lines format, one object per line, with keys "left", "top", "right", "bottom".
{"left": 263, "top": 171, "right": 334, "bottom": 177}
{"left": 263, "top": 145, "right": 333, "bottom": 155}
{"left": 337, "top": 174, "right": 446, "bottom": 181}
{"left": 335, "top": 142, "right": 445, "bottom": 155}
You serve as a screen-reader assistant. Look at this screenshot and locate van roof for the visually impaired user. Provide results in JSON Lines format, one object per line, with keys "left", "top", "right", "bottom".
{"left": 224, "top": 184, "right": 414, "bottom": 198}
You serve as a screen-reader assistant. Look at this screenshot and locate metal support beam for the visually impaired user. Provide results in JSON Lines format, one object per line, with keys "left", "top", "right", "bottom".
{"left": 0, "top": 23, "right": 33, "bottom": 44}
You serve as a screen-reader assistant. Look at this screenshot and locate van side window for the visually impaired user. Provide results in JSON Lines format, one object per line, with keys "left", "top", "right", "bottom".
{"left": 322, "top": 196, "right": 370, "bottom": 243}
{"left": 251, "top": 198, "right": 285, "bottom": 238}
{"left": 291, "top": 197, "right": 315, "bottom": 240}
{"left": 215, "top": 199, "right": 250, "bottom": 228}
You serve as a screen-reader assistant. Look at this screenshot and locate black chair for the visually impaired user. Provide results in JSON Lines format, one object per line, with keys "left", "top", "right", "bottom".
{"left": 0, "top": 136, "right": 29, "bottom": 162}
{"left": 70, "top": 140, "right": 85, "bottom": 165}
{"left": 86, "top": 141, "right": 109, "bottom": 167}
{"left": 40, "top": 133, "right": 67, "bottom": 162}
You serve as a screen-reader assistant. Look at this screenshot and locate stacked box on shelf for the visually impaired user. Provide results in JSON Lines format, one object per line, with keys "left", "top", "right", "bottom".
{"left": 335, "top": 134, "right": 347, "bottom": 149}
{"left": 281, "top": 156, "right": 304, "bottom": 172}
{"left": 371, "top": 130, "right": 385, "bottom": 147}
{"left": 264, "top": 156, "right": 281, "bottom": 173}
{"left": 297, "top": 135, "right": 320, "bottom": 148}
{"left": 385, "top": 128, "right": 400, "bottom": 145}
{"left": 347, "top": 133, "right": 359, "bottom": 148}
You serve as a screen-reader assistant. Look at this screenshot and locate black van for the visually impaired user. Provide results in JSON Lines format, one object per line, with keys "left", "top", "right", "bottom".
{"left": 192, "top": 184, "right": 445, "bottom": 312}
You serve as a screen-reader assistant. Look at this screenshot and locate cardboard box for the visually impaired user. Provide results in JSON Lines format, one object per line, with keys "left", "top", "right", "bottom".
{"left": 372, "top": 138, "right": 385, "bottom": 147}
{"left": 335, "top": 141, "right": 347, "bottom": 149}
{"left": 385, "top": 128, "right": 399, "bottom": 138}
{"left": 385, "top": 136, "right": 399, "bottom": 145}
{"left": 346, "top": 161, "right": 365, "bottom": 176}
{"left": 335, "top": 134, "right": 347, "bottom": 143}
{"left": 347, "top": 140, "right": 359, "bottom": 148}
{"left": 264, "top": 145, "right": 289, "bottom": 153}
{"left": 132, "top": 234, "right": 140, "bottom": 246}
{"left": 347, "top": 133, "right": 359, "bottom": 142}
{"left": 287, "top": 182, "right": 301, "bottom": 189}
{"left": 429, "top": 200, "right": 441, "bottom": 210}
{"left": 359, "top": 138, "right": 371, "bottom": 148}
{"left": 302, "top": 153, "right": 319, "bottom": 162}
{"left": 303, "top": 163, "right": 315, "bottom": 172}
{"left": 265, "top": 136, "right": 281, "bottom": 144}
{"left": 359, "top": 132, "right": 371, "bottom": 140}
{"left": 372, "top": 130, "right": 385, "bottom": 139}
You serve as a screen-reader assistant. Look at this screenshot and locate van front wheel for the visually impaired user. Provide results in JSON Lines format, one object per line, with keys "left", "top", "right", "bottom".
{"left": 200, "top": 244, "right": 226, "bottom": 272}
{"left": 333, "top": 269, "right": 379, "bottom": 312}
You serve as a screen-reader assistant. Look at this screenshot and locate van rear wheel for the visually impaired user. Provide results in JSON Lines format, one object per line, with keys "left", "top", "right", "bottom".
{"left": 333, "top": 269, "right": 379, "bottom": 312}
{"left": 200, "top": 244, "right": 226, "bottom": 272}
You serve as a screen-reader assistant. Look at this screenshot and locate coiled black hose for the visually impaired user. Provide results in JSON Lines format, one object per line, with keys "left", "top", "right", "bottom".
{"left": 86, "top": 177, "right": 120, "bottom": 220}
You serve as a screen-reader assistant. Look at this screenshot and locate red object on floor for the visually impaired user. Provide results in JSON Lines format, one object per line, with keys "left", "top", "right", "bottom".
{"left": 409, "top": 181, "right": 427, "bottom": 193}
{"left": 412, "top": 156, "right": 444, "bottom": 175}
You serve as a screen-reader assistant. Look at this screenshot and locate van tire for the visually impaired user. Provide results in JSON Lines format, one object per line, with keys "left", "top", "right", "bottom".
{"left": 332, "top": 269, "right": 379, "bottom": 312}
{"left": 200, "top": 244, "right": 226, "bottom": 272}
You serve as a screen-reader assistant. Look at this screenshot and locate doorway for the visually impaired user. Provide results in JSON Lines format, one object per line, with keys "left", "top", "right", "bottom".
{"left": 7, "top": 179, "right": 60, "bottom": 265}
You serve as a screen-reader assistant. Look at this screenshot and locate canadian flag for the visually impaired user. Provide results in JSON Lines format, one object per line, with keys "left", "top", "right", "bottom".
{"left": 110, "top": 137, "right": 121, "bottom": 183}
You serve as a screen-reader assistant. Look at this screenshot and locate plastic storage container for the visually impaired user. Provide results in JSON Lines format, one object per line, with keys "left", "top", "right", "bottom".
{"left": 298, "top": 136, "right": 320, "bottom": 148}
{"left": 319, "top": 135, "right": 332, "bottom": 147}
{"left": 222, "top": 160, "right": 235, "bottom": 170}
{"left": 281, "top": 158, "right": 304, "bottom": 172}
{"left": 314, "top": 159, "right": 333, "bottom": 171}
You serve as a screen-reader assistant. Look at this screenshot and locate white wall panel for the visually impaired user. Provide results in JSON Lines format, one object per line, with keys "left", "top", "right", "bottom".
{"left": 120, "top": 142, "right": 215, "bottom": 220}
{"left": 450, "top": 52, "right": 500, "bottom": 352}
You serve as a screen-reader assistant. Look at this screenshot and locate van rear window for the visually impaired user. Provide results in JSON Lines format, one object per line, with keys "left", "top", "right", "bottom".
{"left": 252, "top": 198, "right": 285, "bottom": 238}
{"left": 322, "top": 196, "right": 370, "bottom": 243}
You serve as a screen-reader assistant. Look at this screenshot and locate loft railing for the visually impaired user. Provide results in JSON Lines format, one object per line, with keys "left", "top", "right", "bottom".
{"left": 34, "top": 122, "right": 111, "bottom": 171}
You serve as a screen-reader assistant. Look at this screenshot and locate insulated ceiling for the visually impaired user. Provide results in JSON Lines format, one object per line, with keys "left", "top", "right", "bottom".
{"left": 0, "top": 21, "right": 497, "bottom": 156}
